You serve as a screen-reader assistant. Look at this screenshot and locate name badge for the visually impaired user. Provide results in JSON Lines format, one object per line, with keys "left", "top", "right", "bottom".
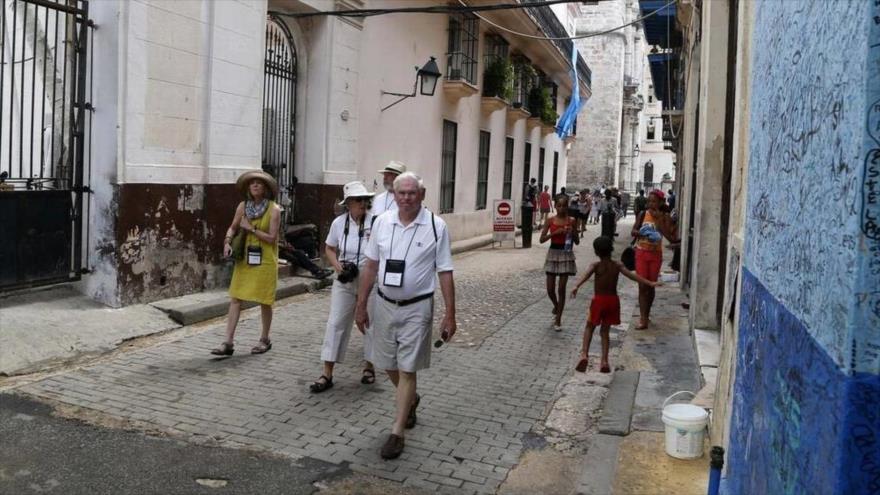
{"left": 383, "top": 259, "right": 405, "bottom": 287}
{"left": 247, "top": 246, "right": 262, "bottom": 266}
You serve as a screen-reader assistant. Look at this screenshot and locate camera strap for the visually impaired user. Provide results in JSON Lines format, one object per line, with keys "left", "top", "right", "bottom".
{"left": 342, "top": 215, "right": 365, "bottom": 265}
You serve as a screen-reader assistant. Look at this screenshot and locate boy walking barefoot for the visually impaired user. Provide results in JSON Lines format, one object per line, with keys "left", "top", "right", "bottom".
{"left": 570, "top": 237, "right": 660, "bottom": 373}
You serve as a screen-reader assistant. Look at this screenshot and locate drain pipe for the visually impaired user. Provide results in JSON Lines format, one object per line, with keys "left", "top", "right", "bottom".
{"left": 708, "top": 446, "right": 725, "bottom": 495}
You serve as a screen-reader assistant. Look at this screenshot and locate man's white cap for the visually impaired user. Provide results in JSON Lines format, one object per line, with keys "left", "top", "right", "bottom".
{"left": 339, "top": 181, "right": 375, "bottom": 206}
{"left": 377, "top": 160, "right": 406, "bottom": 176}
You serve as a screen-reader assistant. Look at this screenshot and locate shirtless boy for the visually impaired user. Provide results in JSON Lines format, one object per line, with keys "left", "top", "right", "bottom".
{"left": 570, "top": 236, "right": 659, "bottom": 373}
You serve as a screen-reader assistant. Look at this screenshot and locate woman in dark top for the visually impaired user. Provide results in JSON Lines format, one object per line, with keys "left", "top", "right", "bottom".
{"left": 539, "top": 195, "right": 579, "bottom": 330}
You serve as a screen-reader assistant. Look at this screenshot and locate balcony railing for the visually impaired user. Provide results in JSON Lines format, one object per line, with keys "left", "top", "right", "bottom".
{"left": 522, "top": 1, "right": 592, "bottom": 88}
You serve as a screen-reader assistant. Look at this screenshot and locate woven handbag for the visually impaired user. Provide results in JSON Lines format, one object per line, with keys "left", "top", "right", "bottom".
{"left": 230, "top": 230, "right": 246, "bottom": 260}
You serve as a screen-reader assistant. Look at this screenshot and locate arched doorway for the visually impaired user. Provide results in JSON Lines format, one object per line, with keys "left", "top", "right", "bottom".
{"left": 643, "top": 160, "right": 654, "bottom": 187}
{"left": 262, "top": 16, "right": 297, "bottom": 223}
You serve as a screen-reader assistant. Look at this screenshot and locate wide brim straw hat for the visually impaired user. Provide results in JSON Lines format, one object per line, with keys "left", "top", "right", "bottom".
{"left": 236, "top": 170, "right": 278, "bottom": 199}
{"left": 338, "top": 181, "right": 375, "bottom": 206}
{"left": 377, "top": 160, "right": 406, "bottom": 176}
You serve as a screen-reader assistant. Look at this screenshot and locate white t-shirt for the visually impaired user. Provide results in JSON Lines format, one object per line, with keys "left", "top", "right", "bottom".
{"left": 325, "top": 213, "right": 374, "bottom": 267}
{"left": 365, "top": 207, "right": 453, "bottom": 300}
{"left": 370, "top": 190, "right": 398, "bottom": 218}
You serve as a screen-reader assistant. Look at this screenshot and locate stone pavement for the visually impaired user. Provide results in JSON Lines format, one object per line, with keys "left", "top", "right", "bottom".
{"left": 7, "top": 219, "right": 689, "bottom": 494}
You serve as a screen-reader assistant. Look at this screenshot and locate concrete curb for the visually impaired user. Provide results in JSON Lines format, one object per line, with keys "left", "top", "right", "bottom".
{"left": 161, "top": 277, "right": 333, "bottom": 326}
{"left": 450, "top": 229, "right": 523, "bottom": 255}
{"left": 576, "top": 434, "right": 623, "bottom": 495}
{"left": 597, "top": 370, "right": 640, "bottom": 436}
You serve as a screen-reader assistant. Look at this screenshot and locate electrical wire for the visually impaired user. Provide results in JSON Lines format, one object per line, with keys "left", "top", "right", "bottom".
{"left": 461, "top": 0, "right": 677, "bottom": 42}
{"left": 270, "top": 0, "right": 582, "bottom": 19}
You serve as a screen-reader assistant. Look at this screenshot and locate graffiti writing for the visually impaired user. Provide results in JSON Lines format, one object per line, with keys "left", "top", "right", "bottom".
{"left": 863, "top": 149, "right": 880, "bottom": 240}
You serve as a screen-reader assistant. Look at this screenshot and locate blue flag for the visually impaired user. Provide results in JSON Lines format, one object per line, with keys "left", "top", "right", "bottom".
{"left": 556, "top": 46, "right": 585, "bottom": 138}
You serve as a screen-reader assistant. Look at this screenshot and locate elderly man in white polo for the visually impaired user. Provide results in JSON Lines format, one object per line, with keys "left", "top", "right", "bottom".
{"left": 370, "top": 161, "right": 406, "bottom": 218}
{"left": 355, "top": 171, "right": 457, "bottom": 460}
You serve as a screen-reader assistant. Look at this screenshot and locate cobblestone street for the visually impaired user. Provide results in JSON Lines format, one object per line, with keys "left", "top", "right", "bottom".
{"left": 10, "top": 222, "right": 641, "bottom": 494}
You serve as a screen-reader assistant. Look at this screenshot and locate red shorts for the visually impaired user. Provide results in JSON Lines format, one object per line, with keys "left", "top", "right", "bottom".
{"left": 589, "top": 294, "right": 621, "bottom": 326}
{"left": 635, "top": 248, "right": 663, "bottom": 282}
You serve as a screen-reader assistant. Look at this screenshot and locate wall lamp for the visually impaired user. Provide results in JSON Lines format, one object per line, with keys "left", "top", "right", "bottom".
{"left": 621, "top": 144, "right": 640, "bottom": 158}
{"left": 380, "top": 57, "right": 442, "bottom": 112}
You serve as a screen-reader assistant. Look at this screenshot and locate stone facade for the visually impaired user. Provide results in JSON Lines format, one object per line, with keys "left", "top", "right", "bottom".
{"left": 570, "top": 0, "right": 643, "bottom": 190}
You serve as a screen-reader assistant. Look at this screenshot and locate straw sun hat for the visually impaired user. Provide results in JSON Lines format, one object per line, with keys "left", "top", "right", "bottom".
{"left": 236, "top": 170, "right": 279, "bottom": 199}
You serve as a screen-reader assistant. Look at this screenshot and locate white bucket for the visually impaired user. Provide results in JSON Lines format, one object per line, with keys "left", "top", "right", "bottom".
{"left": 661, "top": 391, "right": 709, "bottom": 459}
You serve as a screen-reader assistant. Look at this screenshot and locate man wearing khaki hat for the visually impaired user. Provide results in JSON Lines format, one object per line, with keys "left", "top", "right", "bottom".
{"left": 370, "top": 161, "right": 406, "bottom": 218}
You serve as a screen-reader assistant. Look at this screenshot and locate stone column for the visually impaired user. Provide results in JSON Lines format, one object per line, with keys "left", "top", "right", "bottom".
{"left": 689, "top": 0, "right": 730, "bottom": 330}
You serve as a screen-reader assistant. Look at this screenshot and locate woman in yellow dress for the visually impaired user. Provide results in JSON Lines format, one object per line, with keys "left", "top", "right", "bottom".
{"left": 212, "top": 170, "right": 281, "bottom": 356}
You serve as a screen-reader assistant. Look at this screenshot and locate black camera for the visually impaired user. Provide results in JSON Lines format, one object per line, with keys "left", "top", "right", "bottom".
{"left": 336, "top": 261, "right": 360, "bottom": 283}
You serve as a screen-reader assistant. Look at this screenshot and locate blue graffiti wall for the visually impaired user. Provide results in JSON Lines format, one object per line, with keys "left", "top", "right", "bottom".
{"left": 728, "top": 269, "right": 845, "bottom": 494}
{"left": 727, "top": 0, "right": 880, "bottom": 493}
{"left": 743, "top": 0, "right": 874, "bottom": 373}
{"left": 728, "top": 270, "right": 880, "bottom": 494}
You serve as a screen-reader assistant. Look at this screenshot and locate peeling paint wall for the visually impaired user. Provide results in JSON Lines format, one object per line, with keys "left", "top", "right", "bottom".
{"left": 114, "top": 184, "right": 237, "bottom": 305}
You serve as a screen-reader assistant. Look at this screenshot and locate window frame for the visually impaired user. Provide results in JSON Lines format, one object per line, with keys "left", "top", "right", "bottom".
{"left": 441, "top": 120, "right": 458, "bottom": 213}
{"left": 538, "top": 147, "right": 546, "bottom": 191}
{"left": 503, "top": 137, "right": 514, "bottom": 199}
{"left": 522, "top": 142, "right": 532, "bottom": 201}
{"left": 476, "top": 130, "right": 490, "bottom": 210}
{"left": 446, "top": 13, "right": 479, "bottom": 85}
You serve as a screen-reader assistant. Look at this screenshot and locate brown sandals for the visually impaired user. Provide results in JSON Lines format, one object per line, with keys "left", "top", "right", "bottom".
{"left": 251, "top": 338, "right": 272, "bottom": 354}
{"left": 210, "top": 342, "right": 234, "bottom": 356}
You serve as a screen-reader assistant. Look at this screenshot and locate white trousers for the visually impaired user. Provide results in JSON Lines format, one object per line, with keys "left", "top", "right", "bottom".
{"left": 320, "top": 278, "right": 373, "bottom": 363}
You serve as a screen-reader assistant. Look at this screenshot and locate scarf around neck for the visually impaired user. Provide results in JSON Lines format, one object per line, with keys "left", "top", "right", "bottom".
{"left": 245, "top": 199, "right": 269, "bottom": 220}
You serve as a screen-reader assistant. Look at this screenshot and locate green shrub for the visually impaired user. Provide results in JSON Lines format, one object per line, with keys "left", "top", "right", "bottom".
{"left": 483, "top": 57, "right": 514, "bottom": 101}
{"left": 527, "top": 86, "right": 557, "bottom": 125}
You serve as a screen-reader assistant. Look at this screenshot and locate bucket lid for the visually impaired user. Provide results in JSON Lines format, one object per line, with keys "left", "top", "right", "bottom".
{"left": 662, "top": 404, "right": 709, "bottom": 423}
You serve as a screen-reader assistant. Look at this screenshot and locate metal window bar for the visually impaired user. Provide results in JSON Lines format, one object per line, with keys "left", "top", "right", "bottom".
{"left": 0, "top": 0, "right": 93, "bottom": 290}
{"left": 1, "top": 1, "right": 88, "bottom": 189}
{"left": 476, "top": 130, "right": 489, "bottom": 210}
{"left": 503, "top": 137, "right": 513, "bottom": 199}
{"left": 522, "top": 0, "right": 591, "bottom": 88}
{"left": 262, "top": 16, "right": 297, "bottom": 225}
{"left": 446, "top": 13, "right": 477, "bottom": 85}
{"left": 551, "top": 151, "right": 558, "bottom": 195}
{"left": 440, "top": 120, "right": 457, "bottom": 213}
{"left": 511, "top": 55, "right": 533, "bottom": 110}
{"left": 482, "top": 33, "right": 508, "bottom": 68}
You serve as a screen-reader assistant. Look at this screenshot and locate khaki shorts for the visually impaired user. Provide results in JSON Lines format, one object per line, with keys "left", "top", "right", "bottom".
{"left": 371, "top": 296, "right": 434, "bottom": 372}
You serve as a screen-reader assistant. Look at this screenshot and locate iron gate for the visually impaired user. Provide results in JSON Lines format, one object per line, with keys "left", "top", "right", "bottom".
{"left": 0, "top": 0, "right": 93, "bottom": 290}
{"left": 262, "top": 15, "right": 296, "bottom": 224}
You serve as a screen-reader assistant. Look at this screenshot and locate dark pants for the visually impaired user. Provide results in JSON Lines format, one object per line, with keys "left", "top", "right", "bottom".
{"left": 601, "top": 212, "right": 616, "bottom": 238}
{"left": 280, "top": 247, "right": 322, "bottom": 274}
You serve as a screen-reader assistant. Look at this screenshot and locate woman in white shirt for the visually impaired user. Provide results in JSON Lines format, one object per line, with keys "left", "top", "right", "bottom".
{"left": 311, "top": 181, "right": 377, "bottom": 393}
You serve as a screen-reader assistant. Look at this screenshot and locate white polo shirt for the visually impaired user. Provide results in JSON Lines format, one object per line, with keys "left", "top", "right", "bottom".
{"left": 365, "top": 206, "right": 453, "bottom": 300}
{"left": 325, "top": 213, "right": 374, "bottom": 267}
{"left": 370, "top": 190, "right": 398, "bottom": 217}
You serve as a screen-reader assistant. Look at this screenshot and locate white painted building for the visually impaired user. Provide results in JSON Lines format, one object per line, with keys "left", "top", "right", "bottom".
{"left": 569, "top": 0, "right": 645, "bottom": 191}
{"left": 0, "top": 0, "right": 591, "bottom": 305}
{"left": 631, "top": 68, "right": 676, "bottom": 193}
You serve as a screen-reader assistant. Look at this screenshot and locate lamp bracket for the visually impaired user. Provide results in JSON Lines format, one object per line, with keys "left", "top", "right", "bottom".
{"left": 380, "top": 66, "right": 420, "bottom": 112}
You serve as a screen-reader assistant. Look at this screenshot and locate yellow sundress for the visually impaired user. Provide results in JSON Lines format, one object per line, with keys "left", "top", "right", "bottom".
{"left": 228, "top": 201, "right": 279, "bottom": 305}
